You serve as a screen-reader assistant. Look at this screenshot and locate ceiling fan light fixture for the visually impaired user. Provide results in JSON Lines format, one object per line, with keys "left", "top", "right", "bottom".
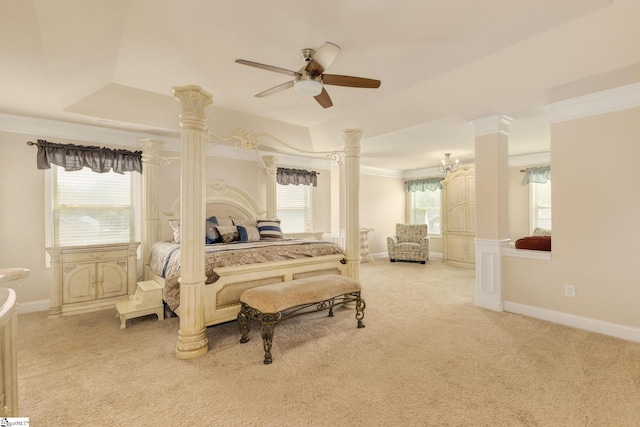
{"left": 294, "top": 76, "right": 322, "bottom": 97}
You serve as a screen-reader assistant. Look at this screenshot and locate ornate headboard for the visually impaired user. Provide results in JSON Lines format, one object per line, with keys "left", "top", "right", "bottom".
{"left": 161, "top": 181, "right": 266, "bottom": 241}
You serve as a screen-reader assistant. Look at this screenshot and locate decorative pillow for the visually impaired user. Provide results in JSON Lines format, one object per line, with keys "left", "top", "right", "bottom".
{"left": 170, "top": 219, "right": 223, "bottom": 244}
{"left": 205, "top": 220, "right": 222, "bottom": 244}
{"left": 515, "top": 236, "right": 551, "bottom": 251}
{"left": 532, "top": 227, "right": 552, "bottom": 236}
{"left": 208, "top": 216, "right": 233, "bottom": 227}
{"left": 257, "top": 219, "right": 283, "bottom": 240}
{"left": 216, "top": 225, "right": 239, "bottom": 243}
{"left": 168, "top": 220, "right": 181, "bottom": 243}
{"left": 231, "top": 217, "right": 258, "bottom": 228}
{"left": 237, "top": 225, "right": 261, "bottom": 242}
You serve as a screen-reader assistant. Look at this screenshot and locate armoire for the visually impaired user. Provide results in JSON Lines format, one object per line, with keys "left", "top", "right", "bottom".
{"left": 441, "top": 165, "right": 476, "bottom": 268}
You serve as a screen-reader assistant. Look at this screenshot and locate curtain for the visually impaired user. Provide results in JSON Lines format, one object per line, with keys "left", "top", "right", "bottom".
{"left": 35, "top": 139, "right": 143, "bottom": 174}
{"left": 277, "top": 167, "right": 318, "bottom": 186}
{"left": 522, "top": 166, "right": 551, "bottom": 185}
{"left": 406, "top": 177, "right": 443, "bottom": 192}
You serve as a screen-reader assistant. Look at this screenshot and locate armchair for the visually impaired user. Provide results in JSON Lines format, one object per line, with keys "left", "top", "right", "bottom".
{"left": 387, "top": 224, "right": 429, "bottom": 264}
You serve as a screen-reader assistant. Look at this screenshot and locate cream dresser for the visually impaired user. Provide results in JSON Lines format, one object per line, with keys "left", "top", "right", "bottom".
{"left": 47, "top": 242, "right": 140, "bottom": 317}
{"left": 442, "top": 165, "right": 476, "bottom": 268}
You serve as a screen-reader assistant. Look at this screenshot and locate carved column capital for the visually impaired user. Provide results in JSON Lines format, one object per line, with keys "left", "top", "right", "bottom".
{"left": 173, "top": 85, "right": 213, "bottom": 131}
{"left": 262, "top": 155, "right": 279, "bottom": 173}
{"left": 173, "top": 85, "right": 213, "bottom": 115}
{"left": 342, "top": 129, "right": 363, "bottom": 155}
{"left": 138, "top": 138, "right": 164, "bottom": 157}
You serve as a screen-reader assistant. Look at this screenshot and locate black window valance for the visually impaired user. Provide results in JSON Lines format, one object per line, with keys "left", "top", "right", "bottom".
{"left": 277, "top": 167, "right": 318, "bottom": 187}
{"left": 35, "top": 139, "right": 143, "bottom": 174}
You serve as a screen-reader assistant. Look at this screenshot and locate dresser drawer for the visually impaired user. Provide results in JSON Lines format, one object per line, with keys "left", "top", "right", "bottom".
{"left": 62, "top": 249, "right": 129, "bottom": 264}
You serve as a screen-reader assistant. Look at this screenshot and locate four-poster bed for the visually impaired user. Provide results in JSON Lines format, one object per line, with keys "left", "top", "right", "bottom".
{"left": 139, "top": 85, "right": 362, "bottom": 359}
{"left": 144, "top": 181, "right": 349, "bottom": 325}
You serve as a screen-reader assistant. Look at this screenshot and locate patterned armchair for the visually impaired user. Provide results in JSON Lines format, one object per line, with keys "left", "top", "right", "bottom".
{"left": 387, "top": 224, "right": 430, "bottom": 264}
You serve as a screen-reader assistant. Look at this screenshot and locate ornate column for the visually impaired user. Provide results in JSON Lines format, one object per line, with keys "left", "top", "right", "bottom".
{"left": 172, "top": 85, "right": 212, "bottom": 359}
{"left": 472, "top": 114, "right": 512, "bottom": 312}
{"left": 139, "top": 138, "right": 164, "bottom": 279}
{"left": 342, "top": 129, "right": 362, "bottom": 281}
{"left": 262, "top": 155, "right": 279, "bottom": 219}
{"left": 329, "top": 161, "right": 344, "bottom": 246}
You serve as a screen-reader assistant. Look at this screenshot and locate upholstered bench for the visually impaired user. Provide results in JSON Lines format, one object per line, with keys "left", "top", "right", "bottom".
{"left": 237, "top": 274, "right": 366, "bottom": 364}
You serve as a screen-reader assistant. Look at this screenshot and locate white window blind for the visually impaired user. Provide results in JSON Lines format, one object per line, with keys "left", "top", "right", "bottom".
{"left": 409, "top": 188, "right": 442, "bottom": 234}
{"left": 276, "top": 184, "right": 312, "bottom": 233}
{"left": 531, "top": 181, "right": 552, "bottom": 231}
{"left": 52, "top": 166, "right": 139, "bottom": 246}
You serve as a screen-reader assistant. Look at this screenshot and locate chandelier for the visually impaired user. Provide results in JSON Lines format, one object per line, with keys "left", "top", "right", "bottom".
{"left": 438, "top": 153, "right": 459, "bottom": 174}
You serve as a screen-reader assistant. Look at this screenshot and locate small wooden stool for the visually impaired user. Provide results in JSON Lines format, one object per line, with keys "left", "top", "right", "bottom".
{"left": 115, "top": 280, "right": 164, "bottom": 329}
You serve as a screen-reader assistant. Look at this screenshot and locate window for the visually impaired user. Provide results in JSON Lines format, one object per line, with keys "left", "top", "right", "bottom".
{"left": 49, "top": 166, "right": 140, "bottom": 247}
{"left": 409, "top": 188, "right": 442, "bottom": 234}
{"left": 531, "top": 181, "right": 551, "bottom": 231}
{"left": 276, "top": 184, "right": 312, "bottom": 233}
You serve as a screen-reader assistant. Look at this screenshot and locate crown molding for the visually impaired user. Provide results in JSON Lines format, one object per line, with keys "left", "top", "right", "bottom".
{"left": 0, "top": 112, "right": 180, "bottom": 148}
{"left": 359, "top": 165, "right": 403, "bottom": 178}
{"left": 507, "top": 152, "right": 551, "bottom": 167}
{"left": 544, "top": 82, "right": 640, "bottom": 123}
{"left": 0, "top": 112, "right": 340, "bottom": 170}
{"left": 402, "top": 166, "right": 444, "bottom": 180}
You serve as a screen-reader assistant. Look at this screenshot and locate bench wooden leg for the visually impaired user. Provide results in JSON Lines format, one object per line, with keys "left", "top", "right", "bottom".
{"left": 259, "top": 314, "right": 279, "bottom": 365}
{"left": 355, "top": 293, "right": 366, "bottom": 329}
{"left": 238, "top": 304, "right": 251, "bottom": 344}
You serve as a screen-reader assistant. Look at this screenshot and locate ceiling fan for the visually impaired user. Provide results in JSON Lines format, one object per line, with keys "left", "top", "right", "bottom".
{"left": 235, "top": 42, "right": 381, "bottom": 108}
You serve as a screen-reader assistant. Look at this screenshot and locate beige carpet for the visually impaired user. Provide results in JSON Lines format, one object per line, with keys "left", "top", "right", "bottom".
{"left": 17, "top": 260, "right": 640, "bottom": 426}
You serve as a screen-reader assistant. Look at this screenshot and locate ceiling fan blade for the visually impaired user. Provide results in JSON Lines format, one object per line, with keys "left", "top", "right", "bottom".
{"left": 235, "top": 59, "right": 300, "bottom": 77}
{"left": 305, "top": 42, "right": 341, "bottom": 76}
{"left": 255, "top": 81, "right": 294, "bottom": 97}
{"left": 322, "top": 74, "right": 381, "bottom": 89}
{"left": 314, "top": 88, "right": 333, "bottom": 108}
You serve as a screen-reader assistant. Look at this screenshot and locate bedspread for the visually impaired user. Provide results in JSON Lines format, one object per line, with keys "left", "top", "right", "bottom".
{"left": 147, "top": 240, "right": 345, "bottom": 311}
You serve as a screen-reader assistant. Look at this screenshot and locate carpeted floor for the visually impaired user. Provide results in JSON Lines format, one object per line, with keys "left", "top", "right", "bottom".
{"left": 16, "top": 260, "right": 640, "bottom": 426}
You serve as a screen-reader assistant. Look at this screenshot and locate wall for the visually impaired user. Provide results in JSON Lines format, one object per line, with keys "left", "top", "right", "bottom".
{"left": 0, "top": 131, "right": 50, "bottom": 308}
{"left": 503, "top": 106, "right": 640, "bottom": 329}
{"left": 359, "top": 173, "right": 405, "bottom": 257}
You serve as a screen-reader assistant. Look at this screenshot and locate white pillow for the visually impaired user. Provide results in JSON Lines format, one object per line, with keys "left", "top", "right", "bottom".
{"left": 532, "top": 228, "right": 552, "bottom": 236}
{"left": 168, "top": 220, "right": 181, "bottom": 243}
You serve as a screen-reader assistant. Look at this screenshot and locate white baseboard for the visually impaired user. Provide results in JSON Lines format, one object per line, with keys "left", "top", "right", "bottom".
{"left": 17, "top": 299, "right": 50, "bottom": 314}
{"left": 370, "top": 252, "right": 387, "bottom": 260}
{"left": 504, "top": 301, "right": 640, "bottom": 343}
{"left": 476, "top": 297, "right": 504, "bottom": 312}
{"left": 370, "top": 252, "right": 443, "bottom": 260}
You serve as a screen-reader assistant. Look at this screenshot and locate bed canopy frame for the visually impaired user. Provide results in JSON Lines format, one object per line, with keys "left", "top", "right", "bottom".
{"left": 139, "top": 85, "right": 362, "bottom": 359}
